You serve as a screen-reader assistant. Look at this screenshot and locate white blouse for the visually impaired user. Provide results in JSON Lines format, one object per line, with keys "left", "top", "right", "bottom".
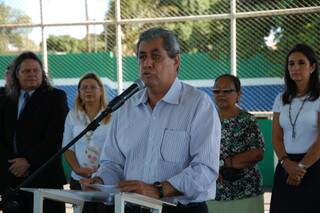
{"left": 273, "top": 93, "right": 320, "bottom": 154}
{"left": 62, "top": 109, "right": 110, "bottom": 180}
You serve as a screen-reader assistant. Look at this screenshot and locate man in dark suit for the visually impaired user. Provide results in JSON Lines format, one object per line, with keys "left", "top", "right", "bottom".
{"left": 0, "top": 52, "right": 68, "bottom": 213}
{"left": 0, "top": 66, "right": 11, "bottom": 208}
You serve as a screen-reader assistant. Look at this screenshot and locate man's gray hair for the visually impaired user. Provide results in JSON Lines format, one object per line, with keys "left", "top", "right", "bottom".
{"left": 136, "top": 27, "right": 180, "bottom": 59}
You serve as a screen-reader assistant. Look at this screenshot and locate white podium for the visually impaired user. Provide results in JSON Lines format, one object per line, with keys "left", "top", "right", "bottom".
{"left": 21, "top": 188, "right": 174, "bottom": 213}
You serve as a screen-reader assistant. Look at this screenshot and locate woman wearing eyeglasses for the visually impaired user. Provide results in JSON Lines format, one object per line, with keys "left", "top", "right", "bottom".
{"left": 62, "top": 72, "right": 112, "bottom": 213}
{"left": 270, "top": 44, "right": 320, "bottom": 213}
{"left": 207, "top": 74, "right": 264, "bottom": 213}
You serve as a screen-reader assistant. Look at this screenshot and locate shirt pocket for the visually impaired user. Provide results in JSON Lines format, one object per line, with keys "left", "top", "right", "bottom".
{"left": 160, "top": 128, "right": 189, "bottom": 163}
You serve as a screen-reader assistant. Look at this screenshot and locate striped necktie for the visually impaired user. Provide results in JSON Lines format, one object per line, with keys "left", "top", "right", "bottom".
{"left": 13, "top": 92, "right": 31, "bottom": 154}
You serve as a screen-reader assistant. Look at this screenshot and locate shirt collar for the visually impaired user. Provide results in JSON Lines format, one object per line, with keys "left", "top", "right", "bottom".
{"left": 162, "top": 78, "right": 181, "bottom": 105}
{"left": 20, "top": 89, "right": 35, "bottom": 98}
{"left": 134, "top": 78, "right": 182, "bottom": 106}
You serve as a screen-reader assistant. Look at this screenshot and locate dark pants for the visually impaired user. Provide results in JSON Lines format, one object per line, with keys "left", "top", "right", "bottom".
{"left": 69, "top": 178, "right": 114, "bottom": 213}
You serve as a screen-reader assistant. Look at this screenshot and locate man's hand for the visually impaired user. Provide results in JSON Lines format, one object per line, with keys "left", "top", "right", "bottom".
{"left": 79, "top": 176, "right": 104, "bottom": 191}
{"left": 118, "top": 180, "right": 160, "bottom": 199}
{"left": 8, "top": 158, "right": 30, "bottom": 177}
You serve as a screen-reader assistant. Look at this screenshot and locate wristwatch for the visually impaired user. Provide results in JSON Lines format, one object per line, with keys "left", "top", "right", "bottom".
{"left": 153, "top": 181, "right": 164, "bottom": 198}
{"left": 298, "top": 162, "right": 307, "bottom": 171}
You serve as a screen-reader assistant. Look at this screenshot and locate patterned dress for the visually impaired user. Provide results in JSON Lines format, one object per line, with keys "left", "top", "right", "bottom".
{"left": 215, "top": 110, "right": 264, "bottom": 201}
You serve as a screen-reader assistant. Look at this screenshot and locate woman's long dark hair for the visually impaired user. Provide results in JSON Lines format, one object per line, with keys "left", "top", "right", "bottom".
{"left": 282, "top": 44, "right": 320, "bottom": 104}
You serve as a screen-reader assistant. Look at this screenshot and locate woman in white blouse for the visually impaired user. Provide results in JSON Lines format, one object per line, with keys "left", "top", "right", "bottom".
{"left": 270, "top": 44, "right": 320, "bottom": 213}
{"left": 62, "top": 72, "right": 111, "bottom": 213}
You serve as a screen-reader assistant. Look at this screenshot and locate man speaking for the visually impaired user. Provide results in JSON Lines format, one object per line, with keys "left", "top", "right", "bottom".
{"left": 83, "top": 27, "right": 221, "bottom": 213}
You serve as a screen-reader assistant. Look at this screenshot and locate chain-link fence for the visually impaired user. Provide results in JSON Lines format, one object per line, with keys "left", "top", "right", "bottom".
{"left": 0, "top": 0, "right": 319, "bottom": 113}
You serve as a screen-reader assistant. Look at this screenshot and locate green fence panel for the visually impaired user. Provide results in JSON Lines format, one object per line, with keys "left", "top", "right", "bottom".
{"left": 62, "top": 155, "right": 71, "bottom": 183}
{"left": 257, "top": 119, "right": 274, "bottom": 188}
{"left": 0, "top": 52, "right": 283, "bottom": 80}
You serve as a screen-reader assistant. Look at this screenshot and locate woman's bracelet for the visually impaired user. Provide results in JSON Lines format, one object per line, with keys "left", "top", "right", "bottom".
{"left": 279, "top": 155, "right": 289, "bottom": 165}
{"left": 297, "top": 162, "right": 307, "bottom": 172}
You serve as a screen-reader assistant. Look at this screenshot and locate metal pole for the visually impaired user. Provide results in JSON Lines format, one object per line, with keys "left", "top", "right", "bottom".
{"left": 115, "top": 0, "right": 123, "bottom": 94}
{"left": 93, "top": 20, "right": 97, "bottom": 52}
{"left": 85, "top": 0, "right": 91, "bottom": 52}
{"left": 104, "top": 23, "right": 108, "bottom": 51}
{"left": 40, "top": 0, "right": 48, "bottom": 74}
{"left": 0, "top": 6, "right": 319, "bottom": 28}
{"left": 230, "top": 0, "right": 237, "bottom": 76}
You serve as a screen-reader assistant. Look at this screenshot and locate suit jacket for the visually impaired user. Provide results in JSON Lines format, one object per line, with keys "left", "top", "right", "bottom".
{"left": 0, "top": 87, "right": 9, "bottom": 194}
{"left": 0, "top": 85, "right": 68, "bottom": 189}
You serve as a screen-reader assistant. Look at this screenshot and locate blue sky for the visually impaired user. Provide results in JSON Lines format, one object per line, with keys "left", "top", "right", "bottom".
{"left": 2, "top": 0, "right": 109, "bottom": 43}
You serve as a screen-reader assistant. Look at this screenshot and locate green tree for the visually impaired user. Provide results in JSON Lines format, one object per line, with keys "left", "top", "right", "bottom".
{"left": 83, "top": 33, "right": 106, "bottom": 52}
{"left": 47, "top": 34, "right": 107, "bottom": 53}
{"left": 47, "top": 35, "right": 86, "bottom": 53}
{"left": 0, "top": 3, "right": 35, "bottom": 52}
{"left": 103, "top": 0, "right": 221, "bottom": 55}
{"left": 102, "top": 0, "right": 320, "bottom": 65}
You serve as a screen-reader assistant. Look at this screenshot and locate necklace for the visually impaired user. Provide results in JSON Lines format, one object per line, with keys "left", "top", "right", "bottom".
{"left": 288, "top": 97, "right": 307, "bottom": 139}
{"left": 84, "top": 115, "right": 93, "bottom": 142}
{"left": 85, "top": 130, "right": 93, "bottom": 142}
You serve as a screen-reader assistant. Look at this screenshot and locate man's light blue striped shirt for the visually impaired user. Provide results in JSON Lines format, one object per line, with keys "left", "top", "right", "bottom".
{"left": 96, "top": 78, "right": 221, "bottom": 204}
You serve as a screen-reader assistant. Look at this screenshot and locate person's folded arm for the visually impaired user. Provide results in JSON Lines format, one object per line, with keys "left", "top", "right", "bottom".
{"left": 226, "top": 149, "right": 264, "bottom": 169}
{"left": 226, "top": 116, "right": 264, "bottom": 169}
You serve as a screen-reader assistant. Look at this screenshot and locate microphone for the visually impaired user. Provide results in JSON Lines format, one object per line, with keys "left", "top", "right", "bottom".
{"left": 108, "top": 79, "right": 145, "bottom": 112}
{"left": 95, "top": 79, "right": 145, "bottom": 121}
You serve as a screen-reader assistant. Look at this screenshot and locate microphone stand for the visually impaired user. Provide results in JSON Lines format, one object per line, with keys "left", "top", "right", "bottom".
{"left": 1, "top": 106, "right": 113, "bottom": 212}
{"left": 1, "top": 79, "right": 145, "bottom": 212}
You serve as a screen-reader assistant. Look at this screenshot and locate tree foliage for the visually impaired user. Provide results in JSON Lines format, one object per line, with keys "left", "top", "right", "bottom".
{"left": 47, "top": 35, "right": 85, "bottom": 53}
{"left": 104, "top": 0, "right": 224, "bottom": 55}
{"left": 46, "top": 34, "right": 106, "bottom": 53}
{"left": 102, "top": 0, "right": 319, "bottom": 62}
{"left": 0, "top": 3, "right": 36, "bottom": 52}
